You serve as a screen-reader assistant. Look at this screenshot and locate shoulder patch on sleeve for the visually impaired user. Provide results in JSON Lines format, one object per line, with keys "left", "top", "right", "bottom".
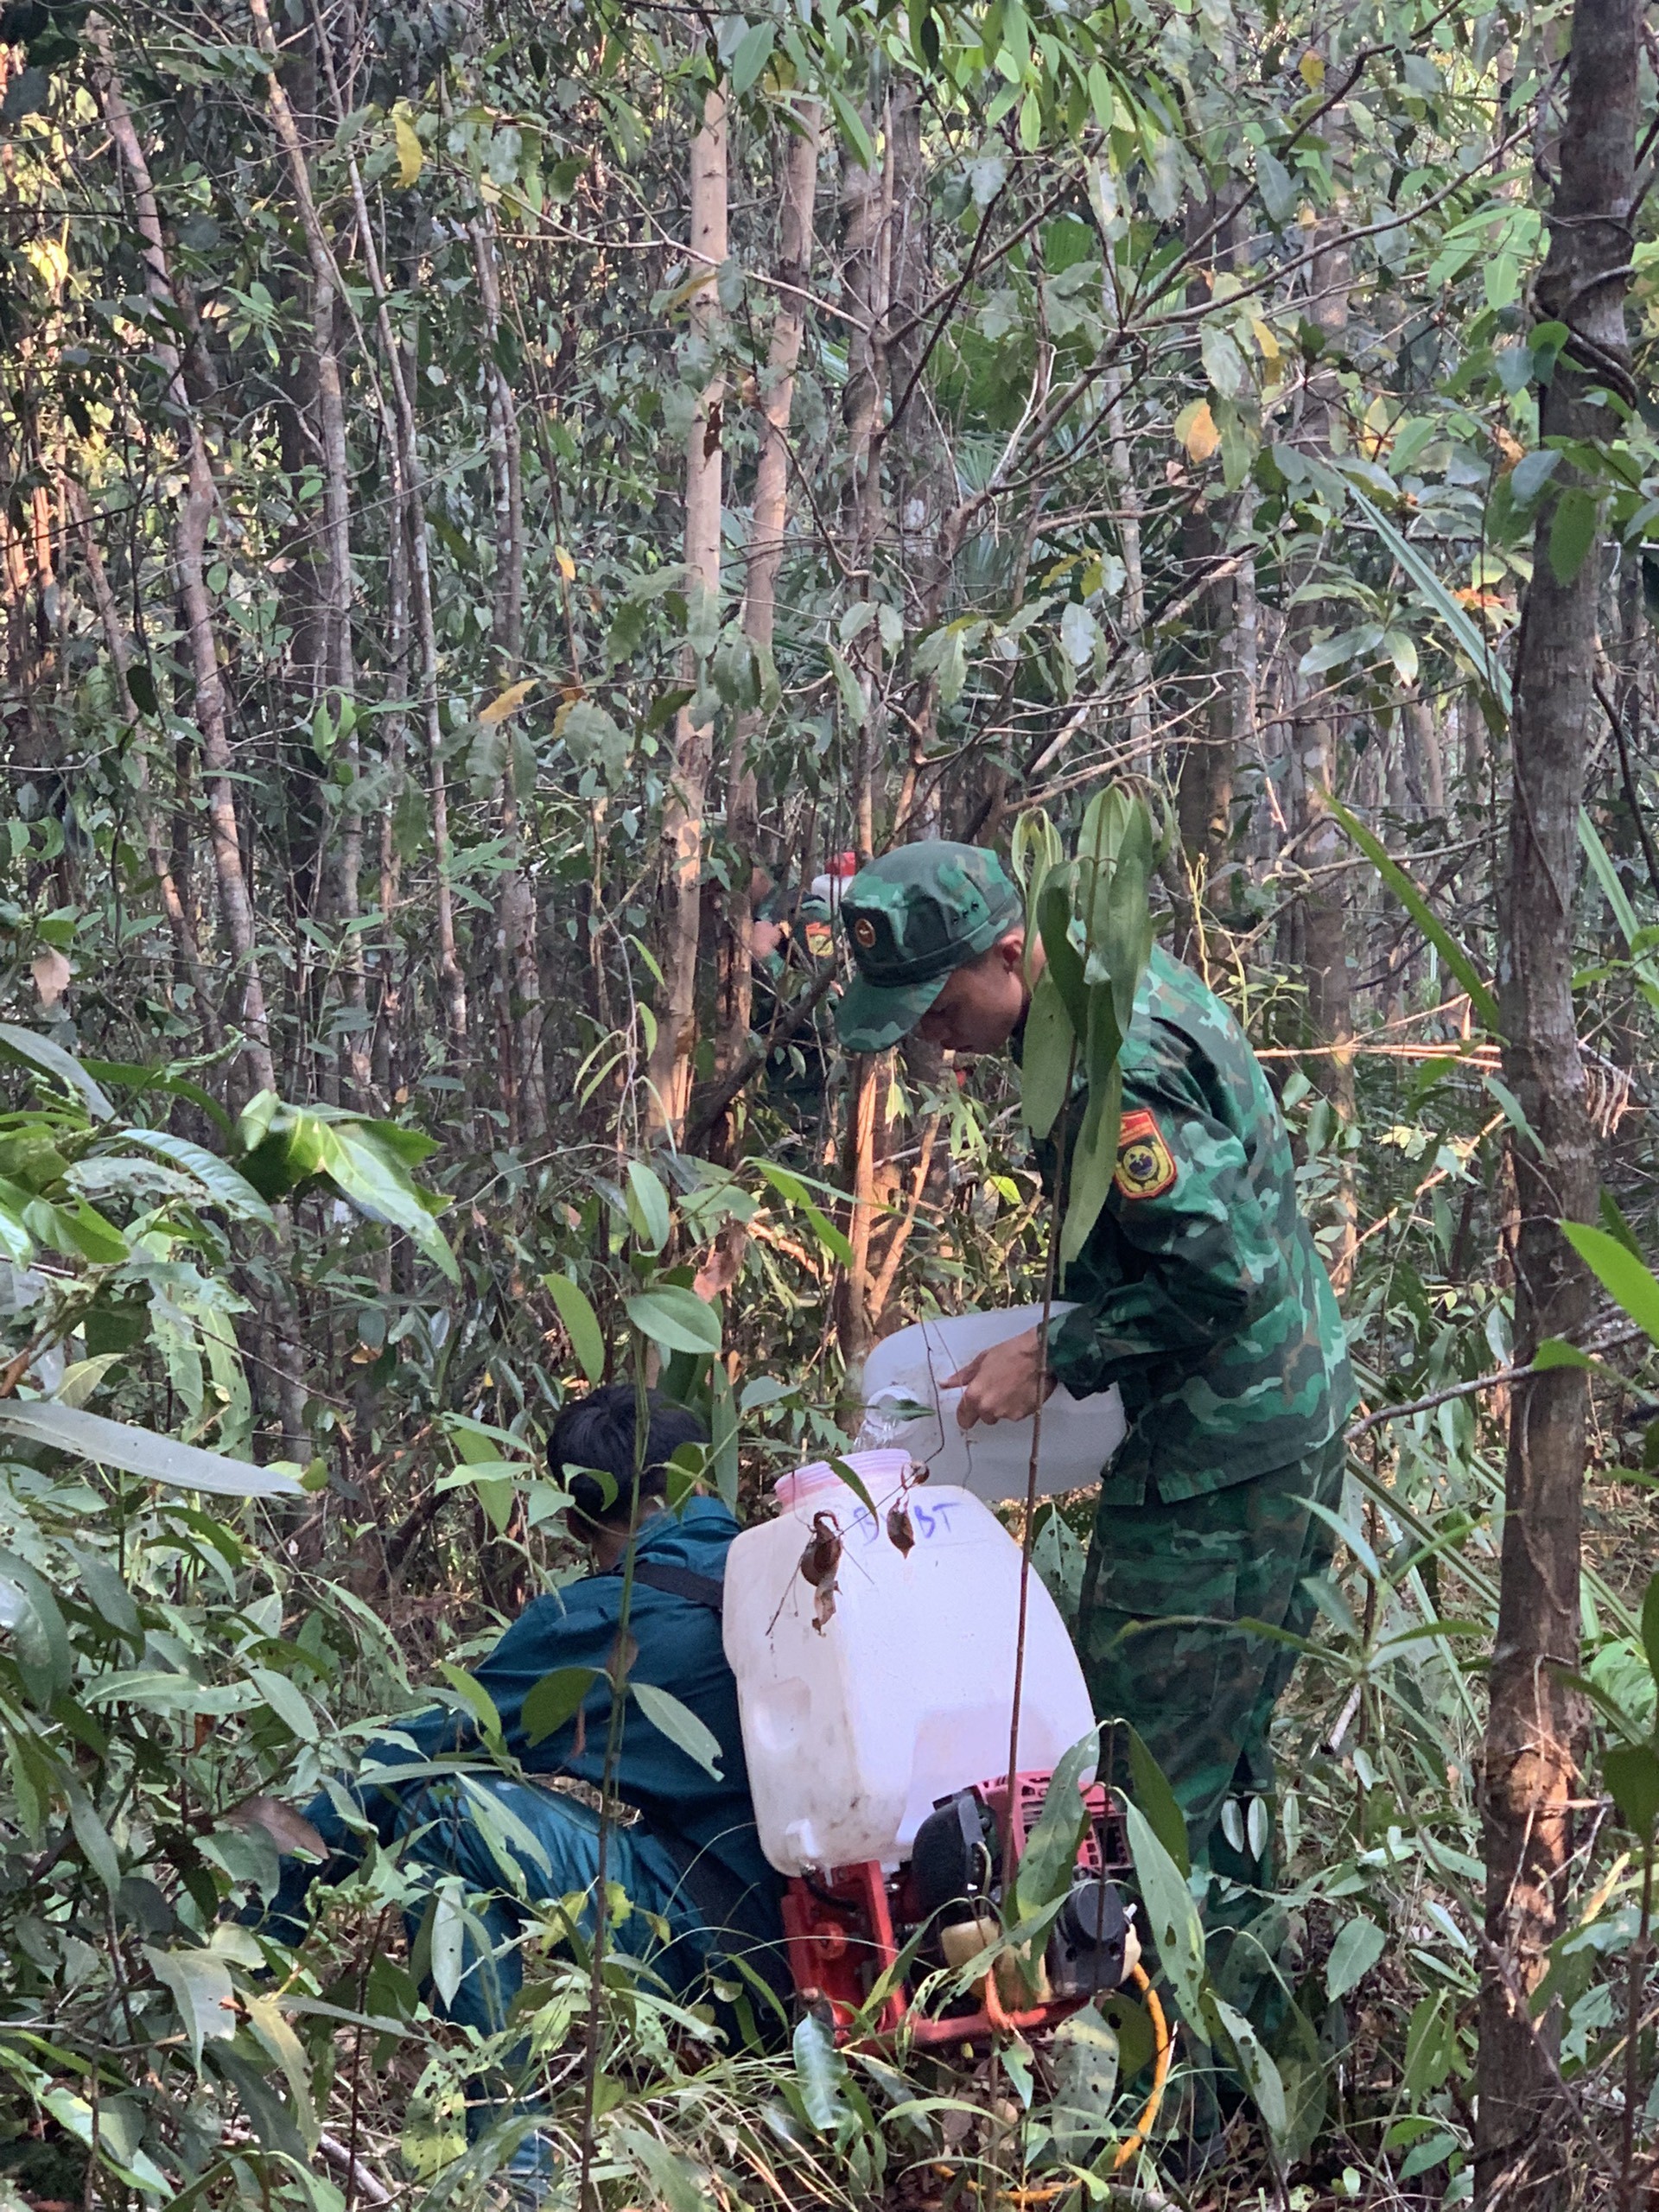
{"left": 1113, "top": 1108, "right": 1178, "bottom": 1201}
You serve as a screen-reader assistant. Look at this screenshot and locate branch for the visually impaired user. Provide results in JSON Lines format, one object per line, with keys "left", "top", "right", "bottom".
{"left": 683, "top": 963, "right": 838, "bottom": 1153}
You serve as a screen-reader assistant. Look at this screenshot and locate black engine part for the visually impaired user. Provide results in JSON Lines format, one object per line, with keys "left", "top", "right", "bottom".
{"left": 911, "top": 1789, "right": 996, "bottom": 1927}
{"left": 1047, "top": 1876, "right": 1132, "bottom": 1996}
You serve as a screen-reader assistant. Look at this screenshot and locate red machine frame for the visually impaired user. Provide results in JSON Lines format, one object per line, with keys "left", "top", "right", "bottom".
{"left": 779, "top": 1767, "right": 1128, "bottom": 2048}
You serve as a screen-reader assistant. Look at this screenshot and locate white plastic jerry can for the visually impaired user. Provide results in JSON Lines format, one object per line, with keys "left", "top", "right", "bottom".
{"left": 721, "top": 1447, "right": 1097, "bottom": 1877}
{"left": 859, "top": 1303, "right": 1126, "bottom": 1504}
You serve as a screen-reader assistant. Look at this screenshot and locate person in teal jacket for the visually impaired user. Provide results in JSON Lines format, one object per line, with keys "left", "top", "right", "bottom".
{"left": 260, "top": 1386, "right": 785, "bottom": 2198}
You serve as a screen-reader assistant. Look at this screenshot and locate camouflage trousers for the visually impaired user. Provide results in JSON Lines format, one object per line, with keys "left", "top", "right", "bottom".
{"left": 1078, "top": 1433, "right": 1347, "bottom": 1876}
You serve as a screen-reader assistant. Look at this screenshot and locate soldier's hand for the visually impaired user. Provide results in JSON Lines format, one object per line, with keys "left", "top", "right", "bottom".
{"left": 943, "top": 1329, "right": 1057, "bottom": 1429}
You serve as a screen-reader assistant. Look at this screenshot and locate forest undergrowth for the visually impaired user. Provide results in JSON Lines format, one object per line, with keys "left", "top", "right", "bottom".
{"left": 0, "top": 1015, "right": 1651, "bottom": 2212}
{"left": 1, "top": 0, "right": 1658, "bottom": 2202}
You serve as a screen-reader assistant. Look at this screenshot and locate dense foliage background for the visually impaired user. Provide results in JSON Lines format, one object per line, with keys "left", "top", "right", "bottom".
{"left": 0, "top": 0, "right": 1656, "bottom": 2203}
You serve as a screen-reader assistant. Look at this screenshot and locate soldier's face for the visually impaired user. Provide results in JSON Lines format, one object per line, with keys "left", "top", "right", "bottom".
{"left": 915, "top": 932, "right": 1029, "bottom": 1055}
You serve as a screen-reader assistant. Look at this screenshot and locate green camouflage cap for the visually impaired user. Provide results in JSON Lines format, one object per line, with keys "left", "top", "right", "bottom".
{"left": 835, "top": 842, "right": 1023, "bottom": 1052}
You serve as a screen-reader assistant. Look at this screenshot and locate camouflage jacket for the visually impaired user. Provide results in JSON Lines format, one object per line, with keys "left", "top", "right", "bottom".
{"left": 1021, "top": 947, "right": 1354, "bottom": 1504}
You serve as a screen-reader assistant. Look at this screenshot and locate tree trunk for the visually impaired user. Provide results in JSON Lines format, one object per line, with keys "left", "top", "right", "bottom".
{"left": 1284, "top": 111, "right": 1357, "bottom": 1275}
{"left": 92, "top": 27, "right": 277, "bottom": 1103}
{"left": 645, "top": 88, "right": 727, "bottom": 1141}
{"left": 1475, "top": 0, "right": 1635, "bottom": 2199}
{"left": 248, "top": 0, "right": 371, "bottom": 1106}
{"left": 471, "top": 212, "right": 545, "bottom": 1148}
{"left": 337, "top": 144, "right": 467, "bottom": 1053}
{"left": 63, "top": 479, "right": 220, "bottom": 1043}
{"left": 712, "top": 101, "right": 821, "bottom": 1158}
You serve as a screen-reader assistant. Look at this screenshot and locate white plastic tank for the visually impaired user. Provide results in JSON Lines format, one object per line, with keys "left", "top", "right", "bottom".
{"left": 722, "top": 1446, "right": 1097, "bottom": 1876}
{"left": 859, "top": 1303, "right": 1126, "bottom": 1503}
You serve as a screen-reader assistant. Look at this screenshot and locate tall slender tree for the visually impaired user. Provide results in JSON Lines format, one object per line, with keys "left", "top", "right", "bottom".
{"left": 1476, "top": 0, "right": 1637, "bottom": 2199}
{"left": 647, "top": 84, "right": 728, "bottom": 1140}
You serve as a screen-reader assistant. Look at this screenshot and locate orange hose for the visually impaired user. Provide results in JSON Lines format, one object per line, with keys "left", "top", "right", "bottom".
{"left": 983, "top": 1962, "right": 1177, "bottom": 2204}
{"left": 1109, "top": 1963, "right": 1173, "bottom": 2173}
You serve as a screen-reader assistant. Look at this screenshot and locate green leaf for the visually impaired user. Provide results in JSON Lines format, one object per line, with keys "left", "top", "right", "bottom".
{"left": 1599, "top": 1188, "right": 1644, "bottom": 1257}
{"left": 1347, "top": 484, "right": 1510, "bottom": 717}
{"left": 1048, "top": 2000, "right": 1120, "bottom": 2160}
{"left": 1014, "top": 1726, "right": 1100, "bottom": 1922}
{"left": 0, "top": 1024, "right": 112, "bottom": 1119}
{"left": 144, "top": 1944, "right": 237, "bottom": 2071}
{"left": 316, "top": 1121, "right": 458, "bottom": 1282}
{"left": 0, "top": 1550, "right": 71, "bottom": 1705}
{"left": 728, "top": 16, "right": 773, "bottom": 96}
{"left": 1207, "top": 1990, "right": 1287, "bottom": 2140}
{"left": 66, "top": 1783, "right": 121, "bottom": 1892}
{"left": 1020, "top": 969, "right": 1076, "bottom": 1142}
{"left": 1605, "top": 1741, "right": 1659, "bottom": 1835}
{"left": 825, "top": 83, "right": 874, "bottom": 170}
{"left": 1255, "top": 146, "right": 1296, "bottom": 224}
{"left": 124, "top": 1129, "right": 274, "bottom": 1225}
{"left": 632, "top": 1680, "right": 724, "bottom": 1778}
{"left": 543, "top": 1272, "right": 605, "bottom": 1382}
{"left": 237, "top": 1103, "right": 456, "bottom": 1281}
{"left": 249, "top": 1666, "right": 318, "bottom": 1743}
{"left": 1119, "top": 1792, "right": 1208, "bottom": 2042}
{"left": 1036, "top": 873, "right": 1087, "bottom": 1033}
{"left": 1325, "top": 1914, "right": 1386, "bottom": 2000}
{"left": 626, "top": 1286, "right": 721, "bottom": 1357}
{"left": 1402, "top": 1989, "right": 1454, "bottom": 2096}
{"left": 0, "top": 1401, "right": 302, "bottom": 1498}
{"left": 827, "top": 1455, "right": 876, "bottom": 1516}
{"left": 1483, "top": 1074, "right": 1546, "bottom": 1156}
{"left": 756, "top": 1160, "right": 854, "bottom": 1265}
{"left": 1532, "top": 1338, "right": 1595, "bottom": 1371}
{"left": 611, "top": 2127, "right": 709, "bottom": 2212}
{"left": 1330, "top": 798, "right": 1499, "bottom": 1032}
{"left": 1578, "top": 810, "right": 1659, "bottom": 1005}
{"left": 429, "top": 1881, "right": 467, "bottom": 2007}
{"left": 435, "top": 1660, "right": 504, "bottom": 1751}
{"left": 1560, "top": 1219, "right": 1659, "bottom": 1347}
{"left": 1125, "top": 1724, "right": 1189, "bottom": 1877}
{"left": 1060, "top": 1058, "right": 1122, "bottom": 1269}
{"left": 1641, "top": 1569, "right": 1659, "bottom": 1695}
{"left": 625, "top": 1160, "right": 671, "bottom": 1252}
{"left": 1548, "top": 484, "right": 1598, "bottom": 587}
{"left": 710, "top": 1361, "right": 739, "bottom": 1513}
{"left": 523, "top": 1666, "right": 598, "bottom": 1748}
{"left": 792, "top": 2009, "right": 849, "bottom": 2132}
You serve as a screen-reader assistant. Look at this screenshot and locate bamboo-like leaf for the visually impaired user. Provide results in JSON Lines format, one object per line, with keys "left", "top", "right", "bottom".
{"left": 1012, "top": 1726, "right": 1099, "bottom": 1921}
{"left": 543, "top": 1272, "right": 606, "bottom": 1382}
{"left": 1120, "top": 1791, "right": 1209, "bottom": 2041}
{"left": 524, "top": 1665, "right": 599, "bottom": 1748}
{"left": 792, "top": 2010, "right": 849, "bottom": 2132}
{"left": 1020, "top": 969, "right": 1076, "bottom": 1141}
{"left": 144, "top": 1943, "right": 237, "bottom": 2070}
{"left": 632, "top": 1679, "right": 724, "bottom": 1778}
{"left": 1330, "top": 798, "right": 1500, "bottom": 1033}
{"left": 124, "top": 1128, "right": 274, "bottom": 1225}
{"left": 625, "top": 1160, "right": 671, "bottom": 1252}
{"left": 1561, "top": 1220, "right": 1659, "bottom": 1348}
{"left": 1603, "top": 1742, "right": 1659, "bottom": 1836}
{"left": 1346, "top": 483, "right": 1512, "bottom": 715}
{"left": 0, "top": 1024, "right": 112, "bottom": 1119}
{"left": 626, "top": 1286, "right": 721, "bottom": 1357}
{"left": 0, "top": 1401, "right": 302, "bottom": 1497}
{"left": 1125, "top": 1723, "right": 1190, "bottom": 1876}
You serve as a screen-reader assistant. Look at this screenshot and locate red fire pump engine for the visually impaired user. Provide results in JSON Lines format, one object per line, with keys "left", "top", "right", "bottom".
{"left": 780, "top": 1768, "right": 1174, "bottom": 2164}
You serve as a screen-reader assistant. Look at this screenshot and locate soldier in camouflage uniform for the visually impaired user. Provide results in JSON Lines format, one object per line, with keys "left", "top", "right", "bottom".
{"left": 834, "top": 841, "right": 1354, "bottom": 1878}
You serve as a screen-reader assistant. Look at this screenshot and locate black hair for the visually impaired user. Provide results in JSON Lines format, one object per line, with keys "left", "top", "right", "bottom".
{"left": 550, "top": 1383, "right": 709, "bottom": 1526}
